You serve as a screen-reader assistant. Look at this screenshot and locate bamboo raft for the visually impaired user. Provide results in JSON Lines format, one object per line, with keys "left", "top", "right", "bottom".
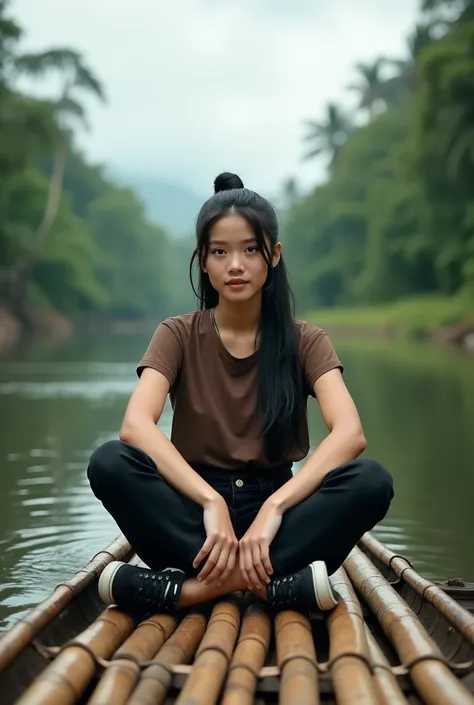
{"left": 1, "top": 532, "right": 474, "bottom": 704}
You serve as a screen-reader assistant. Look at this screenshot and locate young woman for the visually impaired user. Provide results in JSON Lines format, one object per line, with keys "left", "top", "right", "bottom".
{"left": 87, "top": 172, "right": 394, "bottom": 618}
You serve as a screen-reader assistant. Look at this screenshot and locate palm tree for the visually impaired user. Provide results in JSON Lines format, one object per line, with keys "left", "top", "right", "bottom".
{"left": 383, "top": 23, "right": 437, "bottom": 97}
{"left": 302, "top": 103, "right": 353, "bottom": 174}
{"left": 347, "top": 59, "right": 387, "bottom": 118}
{"left": 7, "top": 49, "right": 105, "bottom": 320}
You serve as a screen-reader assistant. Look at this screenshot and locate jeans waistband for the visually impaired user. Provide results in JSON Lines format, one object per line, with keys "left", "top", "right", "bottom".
{"left": 192, "top": 463, "right": 293, "bottom": 486}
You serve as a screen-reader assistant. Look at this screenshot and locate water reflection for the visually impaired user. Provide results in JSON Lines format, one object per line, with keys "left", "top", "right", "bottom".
{"left": 0, "top": 334, "right": 472, "bottom": 631}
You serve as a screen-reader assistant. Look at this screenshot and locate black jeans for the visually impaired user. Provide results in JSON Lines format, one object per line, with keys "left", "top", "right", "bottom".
{"left": 87, "top": 440, "right": 394, "bottom": 577}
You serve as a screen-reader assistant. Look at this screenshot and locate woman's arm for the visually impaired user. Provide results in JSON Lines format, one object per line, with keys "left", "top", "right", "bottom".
{"left": 269, "top": 368, "right": 366, "bottom": 513}
{"left": 120, "top": 367, "right": 219, "bottom": 507}
{"left": 121, "top": 366, "right": 239, "bottom": 584}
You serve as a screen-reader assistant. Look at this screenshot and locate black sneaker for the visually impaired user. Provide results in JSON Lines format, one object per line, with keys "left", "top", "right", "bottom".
{"left": 98, "top": 561, "right": 186, "bottom": 615}
{"left": 267, "top": 560, "right": 339, "bottom": 613}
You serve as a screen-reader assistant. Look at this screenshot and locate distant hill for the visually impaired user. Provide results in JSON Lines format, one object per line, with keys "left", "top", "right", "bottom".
{"left": 113, "top": 173, "right": 204, "bottom": 237}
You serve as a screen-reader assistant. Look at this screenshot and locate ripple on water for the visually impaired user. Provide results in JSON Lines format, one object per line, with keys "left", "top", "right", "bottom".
{"left": 372, "top": 519, "right": 459, "bottom": 579}
{"left": 1, "top": 525, "right": 118, "bottom": 629}
{"left": 1, "top": 458, "right": 120, "bottom": 631}
{"left": 0, "top": 379, "right": 136, "bottom": 400}
{"left": 0, "top": 358, "right": 170, "bottom": 631}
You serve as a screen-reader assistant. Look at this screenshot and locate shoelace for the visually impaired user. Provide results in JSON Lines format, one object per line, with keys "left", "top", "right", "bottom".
{"left": 134, "top": 571, "right": 179, "bottom": 611}
{"left": 268, "top": 574, "right": 298, "bottom": 607}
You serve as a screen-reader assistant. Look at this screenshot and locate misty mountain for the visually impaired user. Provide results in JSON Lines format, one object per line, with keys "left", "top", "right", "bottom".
{"left": 114, "top": 173, "right": 204, "bottom": 237}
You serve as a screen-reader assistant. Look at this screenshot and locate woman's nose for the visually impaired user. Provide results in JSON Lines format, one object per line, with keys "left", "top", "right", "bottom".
{"left": 228, "top": 254, "right": 244, "bottom": 271}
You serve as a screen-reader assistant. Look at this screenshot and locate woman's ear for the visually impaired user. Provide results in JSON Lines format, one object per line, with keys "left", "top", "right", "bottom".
{"left": 272, "top": 242, "right": 282, "bottom": 267}
{"left": 196, "top": 248, "right": 207, "bottom": 273}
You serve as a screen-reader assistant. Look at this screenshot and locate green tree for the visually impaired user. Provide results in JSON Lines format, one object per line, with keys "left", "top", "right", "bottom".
{"left": 383, "top": 23, "right": 437, "bottom": 100}
{"left": 0, "top": 0, "right": 185, "bottom": 332}
{"left": 0, "top": 1, "right": 57, "bottom": 297}
{"left": 422, "top": 0, "right": 474, "bottom": 15}
{"left": 414, "top": 14, "right": 474, "bottom": 293}
{"left": 284, "top": 1, "right": 474, "bottom": 316}
{"left": 347, "top": 59, "right": 388, "bottom": 118}
{"left": 86, "top": 188, "right": 172, "bottom": 320}
{"left": 7, "top": 49, "right": 105, "bottom": 320}
{"left": 0, "top": 1, "right": 56, "bottom": 182}
{"left": 285, "top": 107, "right": 437, "bottom": 311}
{"left": 302, "top": 103, "right": 353, "bottom": 173}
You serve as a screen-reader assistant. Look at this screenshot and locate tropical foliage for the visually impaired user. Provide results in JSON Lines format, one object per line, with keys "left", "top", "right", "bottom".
{"left": 0, "top": 0, "right": 186, "bottom": 332}
{"left": 284, "top": 0, "right": 474, "bottom": 322}
{"left": 2, "top": 0, "right": 473, "bottom": 339}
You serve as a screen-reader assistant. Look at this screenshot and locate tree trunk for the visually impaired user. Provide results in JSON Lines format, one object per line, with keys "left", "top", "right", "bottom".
{"left": 6, "top": 130, "right": 69, "bottom": 326}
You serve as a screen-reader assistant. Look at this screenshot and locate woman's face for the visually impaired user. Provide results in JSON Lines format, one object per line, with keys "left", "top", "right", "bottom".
{"left": 203, "top": 213, "right": 281, "bottom": 304}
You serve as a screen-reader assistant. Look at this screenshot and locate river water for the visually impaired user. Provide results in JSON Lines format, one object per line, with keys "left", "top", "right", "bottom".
{"left": 1, "top": 332, "right": 473, "bottom": 631}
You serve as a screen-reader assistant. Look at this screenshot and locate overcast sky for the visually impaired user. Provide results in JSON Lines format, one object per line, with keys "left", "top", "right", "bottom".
{"left": 14, "top": 0, "right": 420, "bottom": 199}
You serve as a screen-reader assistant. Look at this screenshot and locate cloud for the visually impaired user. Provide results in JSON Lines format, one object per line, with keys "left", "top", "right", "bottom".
{"left": 14, "top": 0, "right": 419, "bottom": 199}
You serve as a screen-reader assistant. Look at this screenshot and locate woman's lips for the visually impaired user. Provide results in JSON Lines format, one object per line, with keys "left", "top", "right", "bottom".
{"left": 226, "top": 281, "right": 248, "bottom": 291}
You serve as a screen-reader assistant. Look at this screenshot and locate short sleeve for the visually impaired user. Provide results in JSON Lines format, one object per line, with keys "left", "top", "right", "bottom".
{"left": 136, "top": 319, "right": 183, "bottom": 388}
{"left": 299, "top": 322, "right": 343, "bottom": 397}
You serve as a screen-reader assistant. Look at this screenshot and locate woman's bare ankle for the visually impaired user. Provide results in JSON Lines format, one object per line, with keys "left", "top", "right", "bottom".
{"left": 178, "top": 563, "right": 267, "bottom": 608}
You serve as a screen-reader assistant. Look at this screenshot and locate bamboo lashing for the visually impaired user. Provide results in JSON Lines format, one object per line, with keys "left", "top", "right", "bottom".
{"left": 275, "top": 610, "right": 319, "bottom": 705}
{"left": 221, "top": 598, "right": 271, "bottom": 705}
{"left": 13, "top": 607, "right": 135, "bottom": 705}
{"left": 175, "top": 597, "right": 241, "bottom": 705}
{"left": 345, "top": 546, "right": 474, "bottom": 705}
{"left": 365, "top": 626, "right": 409, "bottom": 705}
{"left": 3, "top": 532, "right": 474, "bottom": 704}
{"left": 87, "top": 613, "right": 177, "bottom": 705}
{"left": 128, "top": 611, "right": 209, "bottom": 705}
{"left": 0, "top": 535, "right": 132, "bottom": 673}
{"left": 362, "top": 532, "right": 474, "bottom": 646}
{"left": 327, "top": 567, "right": 379, "bottom": 704}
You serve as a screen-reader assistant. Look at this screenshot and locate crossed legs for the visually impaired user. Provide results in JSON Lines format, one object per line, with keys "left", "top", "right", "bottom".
{"left": 87, "top": 440, "right": 394, "bottom": 609}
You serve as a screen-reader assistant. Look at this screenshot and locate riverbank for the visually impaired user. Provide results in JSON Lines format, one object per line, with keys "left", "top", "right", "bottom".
{"left": 1, "top": 293, "right": 473, "bottom": 355}
{"left": 0, "top": 305, "right": 74, "bottom": 355}
{"left": 0, "top": 305, "right": 158, "bottom": 356}
{"left": 307, "top": 294, "right": 474, "bottom": 350}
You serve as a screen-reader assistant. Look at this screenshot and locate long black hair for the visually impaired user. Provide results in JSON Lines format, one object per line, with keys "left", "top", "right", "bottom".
{"left": 189, "top": 171, "right": 304, "bottom": 461}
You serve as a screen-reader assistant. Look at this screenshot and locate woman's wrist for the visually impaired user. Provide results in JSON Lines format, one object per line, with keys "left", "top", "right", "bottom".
{"left": 200, "top": 487, "right": 223, "bottom": 507}
{"left": 266, "top": 493, "right": 285, "bottom": 513}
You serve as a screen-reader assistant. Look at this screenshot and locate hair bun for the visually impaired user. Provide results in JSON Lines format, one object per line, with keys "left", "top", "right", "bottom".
{"left": 213, "top": 172, "right": 244, "bottom": 194}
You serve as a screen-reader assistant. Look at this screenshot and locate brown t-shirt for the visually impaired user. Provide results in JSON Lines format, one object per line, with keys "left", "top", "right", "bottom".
{"left": 137, "top": 309, "right": 343, "bottom": 472}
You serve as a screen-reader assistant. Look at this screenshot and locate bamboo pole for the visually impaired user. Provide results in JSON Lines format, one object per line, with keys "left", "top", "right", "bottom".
{"left": 345, "top": 546, "right": 474, "bottom": 705}
{"left": 128, "top": 611, "right": 209, "bottom": 705}
{"left": 365, "top": 626, "right": 409, "bottom": 705}
{"left": 0, "top": 535, "right": 132, "bottom": 673}
{"left": 13, "top": 608, "right": 135, "bottom": 705}
{"left": 87, "top": 613, "right": 177, "bottom": 705}
{"left": 327, "top": 567, "right": 379, "bottom": 704}
{"left": 275, "top": 609, "right": 319, "bottom": 705}
{"left": 221, "top": 598, "right": 271, "bottom": 705}
{"left": 175, "top": 597, "right": 241, "bottom": 705}
{"left": 362, "top": 532, "right": 474, "bottom": 646}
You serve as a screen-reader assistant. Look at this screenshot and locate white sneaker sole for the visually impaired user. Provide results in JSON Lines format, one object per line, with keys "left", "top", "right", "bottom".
{"left": 98, "top": 561, "right": 125, "bottom": 605}
{"left": 98, "top": 563, "right": 185, "bottom": 607}
{"left": 310, "top": 561, "right": 339, "bottom": 611}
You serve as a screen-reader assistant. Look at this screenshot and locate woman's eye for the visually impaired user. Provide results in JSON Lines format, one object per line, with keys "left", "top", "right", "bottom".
{"left": 211, "top": 248, "right": 225, "bottom": 255}
{"left": 247, "top": 246, "right": 259, "bottom": 253}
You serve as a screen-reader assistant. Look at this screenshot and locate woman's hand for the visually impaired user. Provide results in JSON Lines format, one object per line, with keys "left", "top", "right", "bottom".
{"left": 239, "top": 499, "right": 283, "bottom": 590}
{"left": 192, "top": 494, "right": 239, "bottom": 586}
